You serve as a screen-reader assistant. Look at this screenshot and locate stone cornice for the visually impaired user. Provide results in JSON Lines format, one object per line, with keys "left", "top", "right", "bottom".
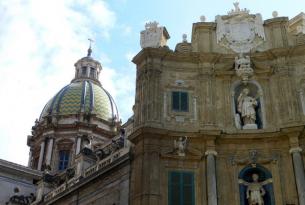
{"left": 132, "top": 45, "right": 305, "bottom": 68}
{"left": 33, "top": 122, "right": 116, "bottom": 140}
{"left": 0, "top": 159, "right": 42, "bottom": 179}
{"left": 129, "top": 125, "right": 305, "bottom": 144}
{"left": 264, "top": 17, "right": 289, "bottom": 25}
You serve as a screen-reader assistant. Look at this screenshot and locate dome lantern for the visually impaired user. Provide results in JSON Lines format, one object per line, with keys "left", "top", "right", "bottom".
{"left": 72, "top": 39, "right": 102, "bottom": 84}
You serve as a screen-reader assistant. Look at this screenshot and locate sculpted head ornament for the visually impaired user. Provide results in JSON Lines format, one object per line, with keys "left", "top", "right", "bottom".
{"left": 145, "top": 21, "right": 159, "bottom": 31}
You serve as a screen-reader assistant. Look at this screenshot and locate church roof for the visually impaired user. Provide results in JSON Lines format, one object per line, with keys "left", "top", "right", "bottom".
{"left": 40, "top": 80, "right": 118, "bottom": 122}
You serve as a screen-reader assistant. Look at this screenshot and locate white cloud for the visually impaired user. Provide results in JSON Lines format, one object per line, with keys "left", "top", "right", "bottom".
{"left": 100, "top": 65, "right": 135, "bottom": 122}
{"left": 121, "top": 25, "right": 132, "bottom": 36}
{"left": 125, "top": 51, "right": 136, "bottom": 62}
{"left": 0, "top": 0, "right": 118, "bottom": 165}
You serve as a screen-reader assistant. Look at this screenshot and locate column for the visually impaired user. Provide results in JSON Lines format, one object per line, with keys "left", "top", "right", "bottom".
{"left": 28, "top": 148, "right": 33, "bottom": 167}
{"left": 163, "top": 92, "right": 167, "bottom": 119}
{"left": 193, "top": 97, "right": 197, "bottom": 121}
{"left": 205, "top": 150, "right": 218, "bottom": 205}
{"left": 76, "top": 136, "right": 82, "bottom": 155}
{"left": 45, "top": 138, "right": 54, "bottom": 166}
{"left": 290, "top": 147, "right": 305, "bottom": 205}
{"left": 299, "top": 90, "right": 305, "bottom": 115}
{"left": 37, "top": 141, "right": 45, "bottom": 171}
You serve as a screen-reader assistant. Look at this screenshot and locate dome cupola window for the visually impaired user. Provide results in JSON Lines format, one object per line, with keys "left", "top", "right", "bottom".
{"left": 72, "top": 40, "right": 102, "bottom": 83}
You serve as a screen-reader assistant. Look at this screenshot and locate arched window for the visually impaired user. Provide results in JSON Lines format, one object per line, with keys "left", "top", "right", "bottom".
{"left": 58, "top": 150, "right": 70, "bottom": 171}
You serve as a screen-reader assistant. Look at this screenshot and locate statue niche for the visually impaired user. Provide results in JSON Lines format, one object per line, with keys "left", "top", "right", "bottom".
{"left": 239, "top": 165, "right": 275, "bottom": 205}
{"left": 233, "top": 82, "right": 264, "bottom": 129}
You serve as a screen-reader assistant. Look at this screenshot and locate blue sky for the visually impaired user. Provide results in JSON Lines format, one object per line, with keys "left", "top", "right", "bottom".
{"left": 0, "top": 0, "right": 303, "bottom": 165}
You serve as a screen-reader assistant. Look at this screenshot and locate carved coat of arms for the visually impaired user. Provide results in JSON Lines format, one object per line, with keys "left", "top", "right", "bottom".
{"left": 140, "top": 21, "right": 170, "bottom": 49}
{"left": 216, "top": 3, "right": 265, "bottom": 53}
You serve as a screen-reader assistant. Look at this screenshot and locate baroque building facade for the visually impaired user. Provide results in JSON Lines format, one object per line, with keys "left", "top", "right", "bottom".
{"left": 1, "top": 3, "right": 305, "bottom": 205}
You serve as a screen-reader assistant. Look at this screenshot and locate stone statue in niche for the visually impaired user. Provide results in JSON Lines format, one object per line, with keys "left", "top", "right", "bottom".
{"left": 239, "top": 173, "right": 272, "bottom": 205}
{"left": 237, "top": 88, "right": 258, "bottom": 129}
{"left": 174, "top": 136, "right": 188, "bottom": 156}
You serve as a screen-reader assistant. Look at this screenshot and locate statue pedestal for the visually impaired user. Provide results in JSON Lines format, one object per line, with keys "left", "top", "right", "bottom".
{"left": 243, "top": 124, "right": 257, "bottom": 130}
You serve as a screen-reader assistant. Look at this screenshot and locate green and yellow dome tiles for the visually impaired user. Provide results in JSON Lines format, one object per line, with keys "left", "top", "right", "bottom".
{"left": 40, "top": 81, "right": 118, "bottom": 122}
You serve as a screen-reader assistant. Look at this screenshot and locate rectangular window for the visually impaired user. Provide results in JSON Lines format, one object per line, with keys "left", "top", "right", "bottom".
{"left": 172, "top": 91, "right": 189, "bottom": 112}
{"left": 81, "top": 67, "right": 87, "bottom": 76}
{"left": 168, "top": 171, "right": 195, "bottom": 205}
{"left": 58, "top": 150, "right": 70, "bottom": 171}
{"left": 90, "top": 67, "right": 95, "bottom": 78}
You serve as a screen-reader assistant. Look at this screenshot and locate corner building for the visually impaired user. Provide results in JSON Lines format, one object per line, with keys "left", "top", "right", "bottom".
{"left": 130, "top": 5, "right": 305, "bottom": 205}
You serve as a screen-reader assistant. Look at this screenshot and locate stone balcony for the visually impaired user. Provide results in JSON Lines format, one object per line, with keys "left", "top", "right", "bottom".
{"left": 32, "top": 135, "right": 132, "bottom": 205}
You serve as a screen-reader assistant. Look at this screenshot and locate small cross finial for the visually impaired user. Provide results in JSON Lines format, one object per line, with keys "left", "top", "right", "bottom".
{"left": 87, "top": 38, "right": 94, "bottom": 57}
{"left": 233, "top": 2, "right": 240, "bottom": 11}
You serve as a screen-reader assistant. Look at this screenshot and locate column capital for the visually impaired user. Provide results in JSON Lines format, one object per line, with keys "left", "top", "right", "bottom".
{"left": 205, "top": 150, "right": 218, "bottom": 156}
{"left": 47, "top": 136, "right": 55, "bottom": 140}
{"left": 289, "top": 147, "right": 303, "bottom": 154}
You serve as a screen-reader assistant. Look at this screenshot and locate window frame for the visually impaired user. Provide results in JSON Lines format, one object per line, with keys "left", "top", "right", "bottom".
{"left": 89, "top": 67, "right": 96, "bottom": 78}
{"left": 81, "top": 67, "right": 87, "bottom": 76}
{"left": 168, "top": 171, "right": 195, "bottom": 205}
{"left": 58, "top": 150, "right": 70, "bottom": 171}
{"left": 171, "top": 91, "right": 189, "bottom": 112}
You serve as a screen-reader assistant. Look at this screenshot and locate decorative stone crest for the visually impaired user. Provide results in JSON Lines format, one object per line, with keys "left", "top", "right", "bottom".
{"left": 229, "top": 150, "right": 278, "bottom": 166}
{"left": 216, "top": 2, "right": 266, "bottom": 54}
{"left": 140, "top": 21, "right": 170, "bottom": 49}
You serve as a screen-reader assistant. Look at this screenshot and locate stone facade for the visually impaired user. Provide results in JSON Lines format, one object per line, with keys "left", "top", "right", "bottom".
{"left": 130, "top": 5, "right": 305, "bottom": 205}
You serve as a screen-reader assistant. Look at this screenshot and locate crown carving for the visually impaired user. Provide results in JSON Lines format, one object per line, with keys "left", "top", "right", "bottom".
{"left": 228, "top": 2, "right": 250, "bottom": 16}
{"left": 145, "top": 21, "right": 159, "bottom": 30}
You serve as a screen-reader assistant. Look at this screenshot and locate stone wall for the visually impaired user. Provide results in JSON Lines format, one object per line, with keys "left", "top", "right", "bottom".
{"left": 45, "top": 162, "right": 130, "bottom": 205}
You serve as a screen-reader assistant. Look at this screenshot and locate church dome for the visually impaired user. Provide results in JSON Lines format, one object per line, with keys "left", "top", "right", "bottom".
{"left": 39, "top": 47, "right": 119, "bottom": 123}
{"left": 40, "top": 81, "right": 118, "bottom": 122}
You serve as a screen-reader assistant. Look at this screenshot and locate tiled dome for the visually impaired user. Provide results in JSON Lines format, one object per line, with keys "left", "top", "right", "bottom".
{"left": 40, "top": 80, "right": 118, "bottom": 122}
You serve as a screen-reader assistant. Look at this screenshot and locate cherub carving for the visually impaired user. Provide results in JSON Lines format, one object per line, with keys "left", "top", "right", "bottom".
{"left": 174, "top": 136, "right": 188, "bottom": 156}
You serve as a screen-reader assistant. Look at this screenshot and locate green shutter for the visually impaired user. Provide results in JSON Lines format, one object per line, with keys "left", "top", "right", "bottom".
{"left": 172, "top": 91, "right": 189, "bottom": 112}
{"left": 172, "top": 92, "right": 180, "bottom": 110}
{"left": 180, "top": 92, "right": 188, "bottom": 111}
{"left": 169, "top": 171, "right": 195, "bottom": 205}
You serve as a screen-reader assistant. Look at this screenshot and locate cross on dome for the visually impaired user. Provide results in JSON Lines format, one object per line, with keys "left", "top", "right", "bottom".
{"left": 87, "top": 38, "right": 94, "bottom": 57}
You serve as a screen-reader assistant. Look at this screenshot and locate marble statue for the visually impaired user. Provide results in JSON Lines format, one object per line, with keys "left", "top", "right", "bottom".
{"left": 174, "top": 136, "right": 188, "bottom": 156}
{"left": 237, "top": 88, "right": 258, "bottom": 129}
{"left": 239, "top": 174, "right": 272, "bottom": 205}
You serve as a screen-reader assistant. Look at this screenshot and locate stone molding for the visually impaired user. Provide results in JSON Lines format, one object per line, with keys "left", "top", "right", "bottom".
{"left": 289, "top": 147, "right": 303, "bottom": 154}
{"left": 205, "top": 150, "right": 218, "bottom": 156}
